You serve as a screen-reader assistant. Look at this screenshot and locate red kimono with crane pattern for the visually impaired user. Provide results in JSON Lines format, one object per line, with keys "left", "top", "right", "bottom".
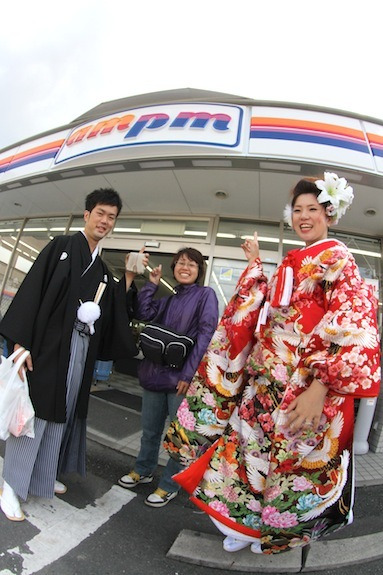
{"left": 165, "top": 239, "right": 381, "bottom": 554}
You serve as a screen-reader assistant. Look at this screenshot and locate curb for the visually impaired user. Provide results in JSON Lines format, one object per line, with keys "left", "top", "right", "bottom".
{"left": 167, "top": 529, "right": 383, "bottom": 573}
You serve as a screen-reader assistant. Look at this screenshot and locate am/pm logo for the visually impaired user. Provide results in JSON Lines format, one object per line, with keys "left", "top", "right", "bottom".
{"left": 55, "top": 103, "right": 244, "bottom": 164}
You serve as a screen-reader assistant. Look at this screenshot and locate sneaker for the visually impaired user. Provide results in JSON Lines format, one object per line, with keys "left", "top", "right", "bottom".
{"left": 118, "top": 471, "right": 153, "bottom": 489}
{"left": 144, "top": 488, "right": 177, "bottom": 507}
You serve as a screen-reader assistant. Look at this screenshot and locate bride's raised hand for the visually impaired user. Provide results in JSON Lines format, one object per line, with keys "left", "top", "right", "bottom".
{"left": 241, "top": 232, "right": 259, "bottom": 264}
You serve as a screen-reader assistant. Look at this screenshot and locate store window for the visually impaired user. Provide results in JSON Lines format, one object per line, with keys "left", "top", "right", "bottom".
{"left": 0, "top": 217, "right": 70, "bottom": 314}
{"left": 282, "top": 225, "right": 382, "bottom": 282}
{"left": 110, "top": 217, "right": 211, "bottom": 242}
{"left": 209, "top": 256, "right": 276, "bottom": 317}
{"left": 217, "top": 219, "right": 281, "bottom": 260}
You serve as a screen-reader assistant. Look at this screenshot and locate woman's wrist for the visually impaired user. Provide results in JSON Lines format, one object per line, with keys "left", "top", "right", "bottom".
{"left": 310, "top": 378, "right": 328, "bottom": 398}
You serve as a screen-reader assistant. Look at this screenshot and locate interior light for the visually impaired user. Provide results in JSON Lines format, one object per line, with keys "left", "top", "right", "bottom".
{"left": 217, "top": 233, "right": 236, "bottom": 239}
{"left": 146, "top": 265, "right": 176, "bottom": 293}
{"left": 23, "top": 228, "right": 48, "bottom": 232}
{"left": 283, "top": 239, "right": 305, "bottom": 246}
{"left": 349, "top": 248, "right": 381, "bottom": 258}
{"left": 113, "top": 227, "right": 141, "bottom": 233}
{"left": 17, "top": 239, "right": 40, "bottom": 254}
{"left": 241, "top": 235, "right": 279, "bottom": 244}
{"left": 160, "top": 279, "right": 176, "bottom": 293}
{"left": 211, "top": 271, "right": 228, "bottom": 305}
{"left": 184, "top": 231, "right": 208, "bottom": 236}
{"left": 1, "top": 240, "right": 14, "bottom": 249}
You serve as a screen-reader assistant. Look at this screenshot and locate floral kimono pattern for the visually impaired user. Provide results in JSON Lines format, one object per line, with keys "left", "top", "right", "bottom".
{"left": 165, "top": 239, "right": 381, "bottom": 554}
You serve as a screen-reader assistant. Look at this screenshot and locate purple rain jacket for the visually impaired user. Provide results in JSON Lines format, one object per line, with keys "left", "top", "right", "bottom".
{"left": 136, "top": 281, "right": 219, "bottom": 393}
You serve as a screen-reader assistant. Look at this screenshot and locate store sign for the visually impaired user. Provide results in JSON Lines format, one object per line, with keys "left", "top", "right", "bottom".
{"left": 364, "top": 121, "right": 383, "bottom": 174}
{"left": 55, "top": 103, "right": 244, "bottom": 164}
{"left": 249, "top": 107, "right": 375, "bottom": 171}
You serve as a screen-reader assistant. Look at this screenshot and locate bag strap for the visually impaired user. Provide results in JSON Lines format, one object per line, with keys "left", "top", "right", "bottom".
{"left": 153, "top": 294, "right": 173, "bottom": 323}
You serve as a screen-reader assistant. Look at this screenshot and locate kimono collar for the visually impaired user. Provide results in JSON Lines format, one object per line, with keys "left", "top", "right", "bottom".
{"left": 269, "top": 251, "right": 296, "bottom": 308}
{"left": 269, "top": 239, "right": 341, "bottom": 308}
{"left": 81, "top": 231, "right": 99, "bottom": 276}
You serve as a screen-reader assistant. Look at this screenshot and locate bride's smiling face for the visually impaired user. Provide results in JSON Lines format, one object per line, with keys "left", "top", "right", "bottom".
{"left": 292, "top": 193, "right": 330, "bottom": 246}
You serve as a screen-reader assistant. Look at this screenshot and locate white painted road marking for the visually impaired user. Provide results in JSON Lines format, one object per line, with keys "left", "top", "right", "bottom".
{"left": 0, "top": 456, "right": 136, "bottom": 575}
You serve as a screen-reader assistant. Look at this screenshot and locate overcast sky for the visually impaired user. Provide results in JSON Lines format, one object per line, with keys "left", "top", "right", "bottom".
{"left": 1, "top": 0, "right": 382, "bottom": 151}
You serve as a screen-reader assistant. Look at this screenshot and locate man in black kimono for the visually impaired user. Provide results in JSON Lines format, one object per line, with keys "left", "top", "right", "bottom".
{"left": 0, "top": 188, "right": 145, "bottom": 521}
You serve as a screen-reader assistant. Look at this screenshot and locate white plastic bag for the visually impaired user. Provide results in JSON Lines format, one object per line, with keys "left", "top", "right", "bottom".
{"left": 0, "top": 348, "right": 35, "bottom": 440}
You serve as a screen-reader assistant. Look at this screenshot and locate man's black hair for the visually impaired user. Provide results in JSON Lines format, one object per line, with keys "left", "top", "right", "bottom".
{"left": 85, "top": 188, "right": 123, "bottom": 216}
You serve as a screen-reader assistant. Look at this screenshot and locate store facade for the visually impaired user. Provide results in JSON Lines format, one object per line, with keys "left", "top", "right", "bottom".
{"left": 0, "top": 88, "right": 382, "bottom": 452}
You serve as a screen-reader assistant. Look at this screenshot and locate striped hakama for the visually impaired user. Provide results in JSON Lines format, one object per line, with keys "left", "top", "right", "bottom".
{"left": 3, "top": 322, "right": 90, "bottom": 500}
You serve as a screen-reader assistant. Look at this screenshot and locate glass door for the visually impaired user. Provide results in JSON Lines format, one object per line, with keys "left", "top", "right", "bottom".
{"left": 209, "top": 257, "right": 276, "bottom": 317}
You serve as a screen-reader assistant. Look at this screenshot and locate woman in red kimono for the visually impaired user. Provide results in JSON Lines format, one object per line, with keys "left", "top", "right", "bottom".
{"left": 165, "top": 173, "right": 381, "bottom": 555}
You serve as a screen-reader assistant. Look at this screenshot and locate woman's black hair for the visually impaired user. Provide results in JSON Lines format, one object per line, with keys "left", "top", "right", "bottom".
{"left": 171, "top": 247, "right": 205, "bottom": 284}
{"left": 290, "top": 177, "right": 331, "bottom": 213}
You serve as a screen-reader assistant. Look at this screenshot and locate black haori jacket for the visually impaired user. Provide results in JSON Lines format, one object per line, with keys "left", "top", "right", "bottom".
{"left": 0, "top": 232, "right": 137, "bottom": 423}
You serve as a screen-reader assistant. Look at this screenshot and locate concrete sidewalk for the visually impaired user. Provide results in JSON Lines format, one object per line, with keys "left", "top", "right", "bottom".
{"left": 87, "top": 374, "right": 383, "bottom": 573}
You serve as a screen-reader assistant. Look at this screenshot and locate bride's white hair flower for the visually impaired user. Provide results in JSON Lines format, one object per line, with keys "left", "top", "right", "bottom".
{"left": 283, "top": 203, "right": 293, "bottom": 227}
{"left": 283, "top": 172, "right": 354, "bottom": 227}
{"left": 315, "top": 172, "right": 354, "bottom": 224}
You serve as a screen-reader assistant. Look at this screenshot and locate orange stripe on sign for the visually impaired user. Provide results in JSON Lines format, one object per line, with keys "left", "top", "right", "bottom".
{"left": 366, "top": 132, "right": 383, "bottom": 146}
{"left": 8, "top": 139, "right": 65, "bottom": 163}
{"left": 251, "top": 117, "right": 364, "bottom": 140}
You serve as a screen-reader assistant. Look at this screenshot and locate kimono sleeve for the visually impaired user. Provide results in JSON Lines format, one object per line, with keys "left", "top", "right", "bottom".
{"left": 164, "top": 259, "right": 268, "bottom": 466}
{"left": 98, "top": 275, "right": 139, "bottom": 361}
{"left": 304, "top": 252, "right": 381, "bottom": 398}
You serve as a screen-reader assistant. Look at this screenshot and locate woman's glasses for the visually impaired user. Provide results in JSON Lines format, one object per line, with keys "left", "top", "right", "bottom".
{"left": 175, "top": 260, "right": 198, "bottom": 269}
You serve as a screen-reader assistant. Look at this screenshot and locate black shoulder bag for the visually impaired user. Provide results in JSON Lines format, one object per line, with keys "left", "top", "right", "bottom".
{"left": 139, "top": 297, "right": 195, "bottom": 370}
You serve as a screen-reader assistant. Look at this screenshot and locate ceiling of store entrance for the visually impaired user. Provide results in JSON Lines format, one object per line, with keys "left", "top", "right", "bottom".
{"left": 0, "top": 161, "right": 382, "bottom": 238}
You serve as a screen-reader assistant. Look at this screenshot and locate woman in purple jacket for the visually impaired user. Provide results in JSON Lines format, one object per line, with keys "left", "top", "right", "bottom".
{"left": 118, "top": 247, "right": 219, "bottom": 507}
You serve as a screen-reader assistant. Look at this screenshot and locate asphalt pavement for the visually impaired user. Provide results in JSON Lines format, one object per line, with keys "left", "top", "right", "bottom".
{"left": 1, "top": 378, "right": 383, "bottom": 574}
{"left": 85, "top": 383, "right": 383, "bottom": 573}
{"left": 1, "top": 436, "right": 383, "bottom": 575}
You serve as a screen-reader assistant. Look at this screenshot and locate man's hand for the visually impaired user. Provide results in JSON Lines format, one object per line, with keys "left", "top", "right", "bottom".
{"left": 125, "top": 248, "right": 149, "bottom": 289}
{"left": 13, "top": 342, "right": 33, "bottom": 380}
